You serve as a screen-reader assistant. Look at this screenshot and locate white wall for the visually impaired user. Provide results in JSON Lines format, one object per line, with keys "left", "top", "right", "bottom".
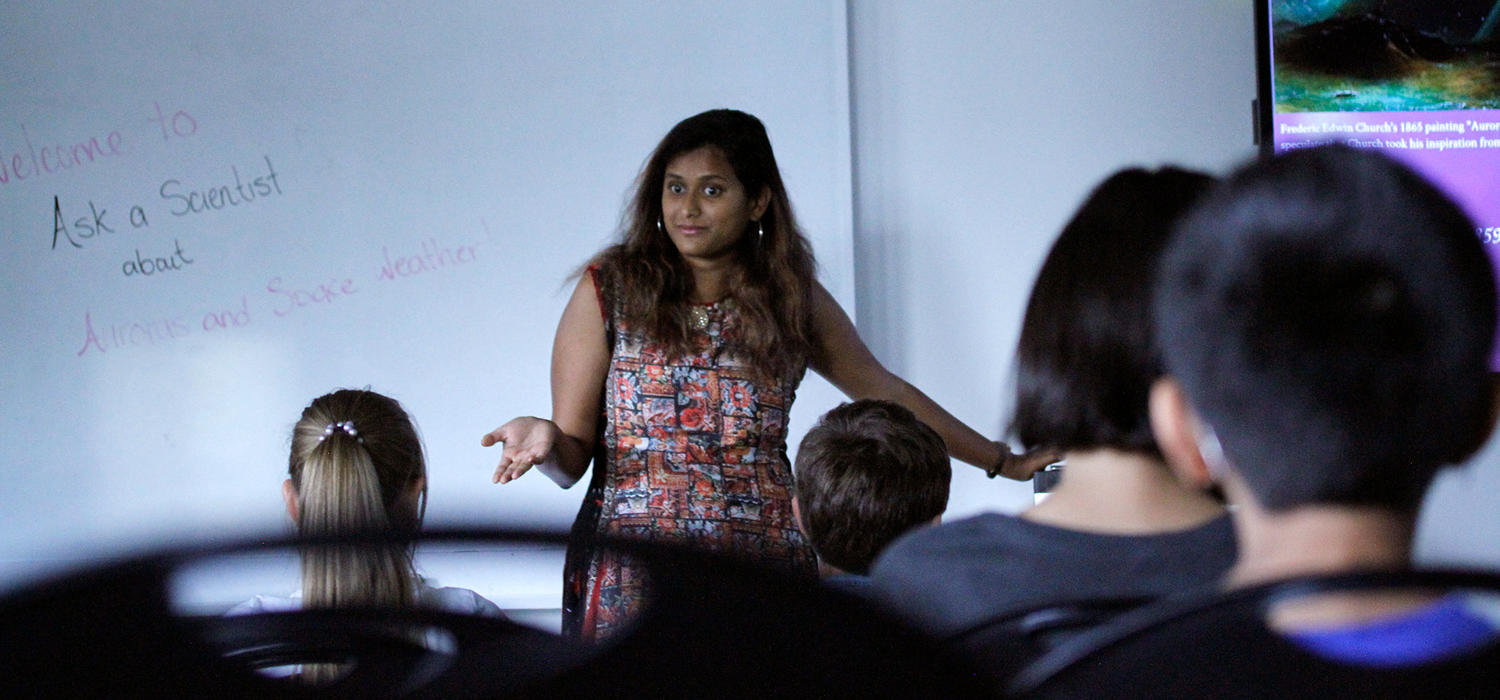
{"left": 848, "top": 0, "right": 1259, "bottom": 517}
{"left": 1417, "top": 432, "right": 1500, "bottom": 568}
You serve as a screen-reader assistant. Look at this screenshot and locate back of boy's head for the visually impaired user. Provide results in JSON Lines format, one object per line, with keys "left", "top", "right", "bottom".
{"left": 794, "top": 400, "right": 950, "bottom": 575}
{"left": 1156, "top": 146, "right": 1496, "bottom": 512}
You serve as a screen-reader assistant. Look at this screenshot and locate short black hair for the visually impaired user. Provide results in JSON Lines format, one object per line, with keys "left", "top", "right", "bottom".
{"left": 794, "top": 400, "right": 950, "bottom": 575}
{"left": 1011, "top": 167, "right": 1216, "bottom": 454}
{"left": 1156, "top": 146, "right": 1496, "bottom": 512}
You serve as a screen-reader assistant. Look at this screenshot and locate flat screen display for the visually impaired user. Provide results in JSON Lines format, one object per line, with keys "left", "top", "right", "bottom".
{"left": 1257, "top": 0, "right": 1500, "bottom": 364}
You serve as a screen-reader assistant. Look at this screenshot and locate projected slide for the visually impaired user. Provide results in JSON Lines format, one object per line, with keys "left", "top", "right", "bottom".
{"left": 1267, "top": 1, "right": 1500, "bottom": 240}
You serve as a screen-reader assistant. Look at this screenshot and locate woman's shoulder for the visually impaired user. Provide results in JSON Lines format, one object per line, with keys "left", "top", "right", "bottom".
{"left": 562, "top": 261, "right": 611, "bottom": 326}
{"left": 584, "top": 247, "right": 629, "bottom": 287}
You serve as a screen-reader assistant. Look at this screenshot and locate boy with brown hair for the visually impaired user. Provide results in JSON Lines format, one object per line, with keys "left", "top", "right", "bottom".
{"left": 793, "top": 400, "right": 951, "bottom": 588}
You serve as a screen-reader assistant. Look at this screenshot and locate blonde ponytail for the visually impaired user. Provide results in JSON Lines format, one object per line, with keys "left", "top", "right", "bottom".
{"left": 286, "top": 390, "right": 427, "bottom": 682}
{"left": 295, "top": 431, "right": 415, "bottom": 609}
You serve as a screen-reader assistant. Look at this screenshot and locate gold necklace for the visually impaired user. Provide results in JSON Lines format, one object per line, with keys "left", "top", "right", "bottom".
{"left": 689, "top": 305, "right": 711, "bottom": 330}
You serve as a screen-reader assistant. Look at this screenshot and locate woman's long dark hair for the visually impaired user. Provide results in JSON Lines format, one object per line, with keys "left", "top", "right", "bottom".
{"left": 590, "top": 109, "right": 818, "bottom": 380}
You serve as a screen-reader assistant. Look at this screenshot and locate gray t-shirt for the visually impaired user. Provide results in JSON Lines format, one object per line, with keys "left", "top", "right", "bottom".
{"left": 869, "top": 513, "right": 1236, "bottom": 637}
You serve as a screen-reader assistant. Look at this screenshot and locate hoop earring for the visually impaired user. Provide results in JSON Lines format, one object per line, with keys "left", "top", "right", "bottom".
{"left": 756, "top": 220, "right": 765, "bottom": 244}
{"left": 657, "top": 217, "right": 664, "bottom": 234}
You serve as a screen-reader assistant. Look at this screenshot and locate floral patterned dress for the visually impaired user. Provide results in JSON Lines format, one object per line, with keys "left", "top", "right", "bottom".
{"left": 562, "top": 268, "right": 818, "bottom": 641}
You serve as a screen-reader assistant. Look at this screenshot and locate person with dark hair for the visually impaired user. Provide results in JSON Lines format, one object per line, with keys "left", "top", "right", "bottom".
{"left": 480, "top": 109, "right": 1056, "bottom": 641}
{"left": 1148, "top": 146, "right": 1500, "bottom": 664}
{"left": 871, "top": 167, "right": 1233, "bottom": 640}
{"left": 792, "top": 400, "right": 951, "bottom": 593}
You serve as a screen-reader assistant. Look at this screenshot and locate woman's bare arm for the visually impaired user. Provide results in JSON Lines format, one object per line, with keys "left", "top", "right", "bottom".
{"left": 482, "top": 273, "right": 610, "bottom": 488}
{"left": 807, "top": 282, "right": 1057, "bottom": 480}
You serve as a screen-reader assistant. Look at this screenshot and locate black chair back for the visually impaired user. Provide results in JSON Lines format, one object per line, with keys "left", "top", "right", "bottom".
{"left": 1010, "top": 569, "right": 1500, "bottom": 700}
{"left": 0, "top": 528, "right": 996, "bottom": 699}
{"left": 945, "top": 595, "right": 1154, "bottom": 683}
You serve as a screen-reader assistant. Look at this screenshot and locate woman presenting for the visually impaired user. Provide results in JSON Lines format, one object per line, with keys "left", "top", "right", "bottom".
{"left": 483, "top": 109, "right": 1053, "bottom": 641}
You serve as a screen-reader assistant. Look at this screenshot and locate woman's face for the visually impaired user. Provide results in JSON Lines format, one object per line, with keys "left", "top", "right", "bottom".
{"left": 660, "top": 146, "right": 769, "bottom": 267}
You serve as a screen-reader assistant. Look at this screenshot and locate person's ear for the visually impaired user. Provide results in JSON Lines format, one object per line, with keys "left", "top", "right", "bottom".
{"left": 281, "top": 478, "right": 300, "bottom": 524}
{"left": 1149, "top": 378, "right": 1213, "bottom": 489}
{"left": 752, "top": 186, "right": 771, "bottom": 221}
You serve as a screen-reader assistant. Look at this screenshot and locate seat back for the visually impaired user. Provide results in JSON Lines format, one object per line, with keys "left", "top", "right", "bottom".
{"left": 1010, "top": 569, "right": 1500, "bottom": 699}
{"left": 0, "top": 528, "right": 997, "bottom": 698}
{"left": 945, "top": 595, "right": 1154, "bottom": 683}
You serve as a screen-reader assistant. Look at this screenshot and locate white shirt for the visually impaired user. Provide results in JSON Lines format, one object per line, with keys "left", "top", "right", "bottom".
{"left": 228, "top": 580, "right": 505, "bottom": 618}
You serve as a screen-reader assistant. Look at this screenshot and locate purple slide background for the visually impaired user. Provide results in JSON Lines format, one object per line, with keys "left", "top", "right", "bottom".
{"left": 1274, "top": 110, "right": 1500, "bottom": 367}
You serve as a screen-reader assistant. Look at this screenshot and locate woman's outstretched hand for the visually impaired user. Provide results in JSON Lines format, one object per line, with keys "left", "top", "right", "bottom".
{"left": 482, "top": 416, "right": 559, "bottom": 484}
{"left": 994, "top": 442, "right": 1062, "bottom": 481}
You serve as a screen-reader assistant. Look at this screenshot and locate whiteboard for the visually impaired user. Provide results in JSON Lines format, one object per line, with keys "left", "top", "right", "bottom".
{"left": 0, "top": 1, "right": 854, "bottom": 584}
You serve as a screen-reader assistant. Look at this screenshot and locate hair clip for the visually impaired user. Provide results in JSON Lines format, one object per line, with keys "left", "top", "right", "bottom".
{"left": 319, "top": 420, "right": 363, "bottom": 443}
